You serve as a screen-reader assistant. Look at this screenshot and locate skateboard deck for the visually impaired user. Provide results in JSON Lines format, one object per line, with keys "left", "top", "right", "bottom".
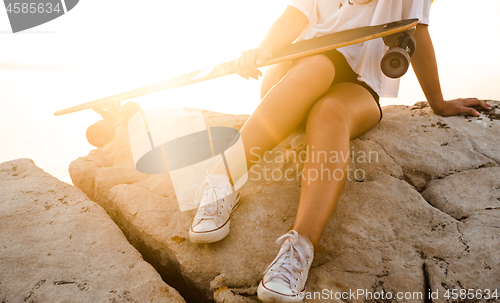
{"left": 54, "top": 18, "right": 418, "bottom": 116}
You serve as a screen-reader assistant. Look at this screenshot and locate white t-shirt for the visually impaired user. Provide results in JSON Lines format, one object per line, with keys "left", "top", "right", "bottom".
{"left": 288, "top": 0, "right": 432, "bottom": 98}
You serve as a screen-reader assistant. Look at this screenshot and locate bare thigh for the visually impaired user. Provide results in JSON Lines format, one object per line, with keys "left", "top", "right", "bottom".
{"left": 259, "top": 57, "right": 334, "bottom": 129}
{"left": 261, "top": 59, "right": 380, "bottom": 135}
{"left": 260, "top": 61, "right": 295, "bottom": 99}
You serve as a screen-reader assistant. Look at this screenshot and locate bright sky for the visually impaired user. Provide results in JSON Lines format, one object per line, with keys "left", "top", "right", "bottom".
{"left": 1, "top": 0, "right": 500, "bottom": 109}
{"left": 0, "top": 0, "right": 499, "bottom": 182}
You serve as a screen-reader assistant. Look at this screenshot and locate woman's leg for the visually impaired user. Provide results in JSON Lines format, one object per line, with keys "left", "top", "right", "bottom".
{"left": 191, "top": 55, "right": 336, "bottom": 242}
{"left": 257, "top": 82, "right": 381, "bottom": 301}
{"left": 211, "top": 55, "right": 335, "bottom": 180}
{"left": 292, "top": 82, "right": 382, "bottom": 251}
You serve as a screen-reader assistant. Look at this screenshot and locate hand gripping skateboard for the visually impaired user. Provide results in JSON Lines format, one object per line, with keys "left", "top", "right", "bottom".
{"left": 54, "top": 18, "right": 418, "bottom": 147}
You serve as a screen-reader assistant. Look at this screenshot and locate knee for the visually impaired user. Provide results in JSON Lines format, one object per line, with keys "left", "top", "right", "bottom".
{"left": 308, "top": 97, "right": 349, "bottom": 127}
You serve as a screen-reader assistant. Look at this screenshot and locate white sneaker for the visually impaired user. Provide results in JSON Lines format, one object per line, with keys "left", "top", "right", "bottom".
{"left": 189, "top": 173, "right": 240, "bottom": 243}
{"left": 258, "top": 230, "right": 314, "bottom": 302}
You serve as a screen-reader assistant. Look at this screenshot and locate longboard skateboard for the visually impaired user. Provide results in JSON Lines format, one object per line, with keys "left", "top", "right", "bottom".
{"left": 54, "top": 18, "right": 418, "bottom": 147}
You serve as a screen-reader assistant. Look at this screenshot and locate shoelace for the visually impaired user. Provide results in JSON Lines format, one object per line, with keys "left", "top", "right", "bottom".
{"left": 263, "top": 231, "right": 308, "bottom": 293}
{"left": 193, "top": 173, "right": 231, "bottom": 224}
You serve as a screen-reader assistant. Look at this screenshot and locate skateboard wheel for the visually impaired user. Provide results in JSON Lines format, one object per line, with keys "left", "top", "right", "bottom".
{"left": 119, "top": 102, "right": 142, "bottom": 126}
{"left": 86, "top": 120, "right": 116, "bottom": 147}
{"left": 381, "top": 47, "right": 410, "bottom": 79}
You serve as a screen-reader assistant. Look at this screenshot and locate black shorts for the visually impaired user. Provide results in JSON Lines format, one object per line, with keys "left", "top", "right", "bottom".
{"left": 323, "top": 49, "right": 382, "bottom": 121}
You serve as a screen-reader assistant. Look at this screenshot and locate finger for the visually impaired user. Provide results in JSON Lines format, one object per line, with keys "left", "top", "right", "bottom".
{"left": 459, "top": 106, "right": 480, "bottom": 116}
{"left": 247, "top": 52, "right": 262, "bottom": 78}
{"left": 464, "top": 98, "right": 492, "bottom": 111}
{"left": 242, "top": 53, "right": 259, "bottom": 80}
{"left": 463, "top": 98, "right": 486, "bottom": 108}
{"left": 256, "top": 50, "right": 272, "bottom": 66}
{"left": 478, "top": 100, "right": 492, "bottom": 110}
{"left": 246, "top": 57, "right": 261, "bottom": 79}
{"left": 235, "top": 53, "right": 248, "bottom": 79}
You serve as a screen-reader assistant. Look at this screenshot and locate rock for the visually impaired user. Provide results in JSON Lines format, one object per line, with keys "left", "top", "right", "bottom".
{"left": 312, "top": 174, "right": 500, "bottom": 303}
{"left": 420, "top": 166, "right": 500, "bottom": 300}
{"left": 68, "top": 150, "right": 107, "bottom": 200}
{"left": 213, "top": 286, "right": 258, "bottom": 303}
{"left": 363, "top": 103, "right": 498, "bottom": 191}
{"left": 422, "top": 167, "right": 500, "bottom": 220}
{"left": 0, "top": 159, "right": 186, "bottom": 303}
{"left": 69, "top": 103, "right": 500, "bottom": 302}
{"left": 445, "top": 100, "right": 500, "bottom": 164}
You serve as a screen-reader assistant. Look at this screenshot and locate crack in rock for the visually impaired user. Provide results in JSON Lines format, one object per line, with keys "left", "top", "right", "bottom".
{"left": 422, "top": 263, "right": 432, "bottom": 303}
{"left": 473, "top": 150, "right": 500, "bottom": 166}
{"left": 456, "top": 223, "right": 471, "bottom": 254}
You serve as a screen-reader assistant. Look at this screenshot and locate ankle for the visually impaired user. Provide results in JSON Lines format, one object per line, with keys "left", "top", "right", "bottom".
{"left": 290, "top": 228, "right": 319, "bottom": 252}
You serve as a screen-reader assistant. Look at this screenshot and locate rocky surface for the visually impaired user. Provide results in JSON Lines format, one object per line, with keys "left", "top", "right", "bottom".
{"left": 69, "top": 102, "right": 500, "bottom": 302}
{"left": 0, "top": 159, "right": 186, "bottom": 303}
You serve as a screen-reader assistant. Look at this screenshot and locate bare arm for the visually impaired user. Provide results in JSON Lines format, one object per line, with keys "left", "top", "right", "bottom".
{"left": 231, "top": 6, "right": 308, "bottom": 80}
{"left": 411, "top": 24, "right": 491, "bottom": 116}
{"left": 258, "top": 6, "right": 308, "bottom": 54}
